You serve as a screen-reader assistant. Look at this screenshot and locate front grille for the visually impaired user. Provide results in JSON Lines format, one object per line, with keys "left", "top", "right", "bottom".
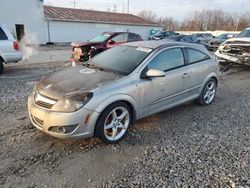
{"left": 34, "top": 92, "right": 57, "bottom": 109}
{"left": 35, "top": 101, "right": 53, "bottom": 109}
{"left": 32, "top": 116, "right": 44, "bottom": 127}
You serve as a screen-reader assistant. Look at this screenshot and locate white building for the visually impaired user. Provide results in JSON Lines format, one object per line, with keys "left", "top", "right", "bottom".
{"left": 0, "top": 0, "right": 162, "bottom": 44}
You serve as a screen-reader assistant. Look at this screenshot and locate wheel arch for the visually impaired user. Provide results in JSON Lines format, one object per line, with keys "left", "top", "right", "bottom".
{"left": 94, "top": 94, "right": 138, "bottom": 124}
{"left": 199, "top": 72, "right": 219, "bottom": 93}
{"left": 210, "top": 76, "right": 218, "bottom": 85}
{"left": 0, "top": 55, "right": 5, "bottom": 63}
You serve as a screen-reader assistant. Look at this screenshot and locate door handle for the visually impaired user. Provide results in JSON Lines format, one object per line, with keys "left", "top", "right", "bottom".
{"left": 182, "top": 73, "right": 189, "bottom": 78}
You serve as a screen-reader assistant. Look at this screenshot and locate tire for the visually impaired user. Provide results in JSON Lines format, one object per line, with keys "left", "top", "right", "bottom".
{"left": 95, "top": 102, "right": 131, "bottom": 144}
{"left": 196, "top": 78, "right": 217, "bottom": 106}
{"left": 0, "top": 59, "right": 4, "bottom": 74}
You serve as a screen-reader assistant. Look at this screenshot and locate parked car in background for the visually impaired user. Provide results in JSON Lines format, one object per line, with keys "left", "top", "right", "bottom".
{"left": 29, "top": 40, "right": 219, "bottom": 144}
{"left": 165, "top": 34, "right": 208, "bottom": 49}
{"left": 148, "top": 29, "right": 160, "bottom": 40}
{"left": 150, "top": 30, "right": 179, "bottom": 40}
{"left": 191, "top": 33, "right": 214, "bottom": 43}
{"left": 208, "top": 33, "right": 237, "bottom": 51}
{"left": 215, "top": 28, "right": 250, "bottom": 66}
{"left": 0, "top": 23, "right": 22, "bottom": 74}
{"left": 71, "top": 32, "right": 143, "bottom": 62}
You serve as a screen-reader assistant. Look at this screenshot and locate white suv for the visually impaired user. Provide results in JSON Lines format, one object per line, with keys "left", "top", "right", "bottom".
{"left": 0, "top": 23, "right": 23, "bottom": 74}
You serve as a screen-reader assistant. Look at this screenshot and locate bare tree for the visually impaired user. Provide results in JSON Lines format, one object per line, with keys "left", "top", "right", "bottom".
{"left": 137, "top": 9, "right": 157, "bottom": 22}
{"left": 138, "top": 9, "right": 250, "bottom": 31}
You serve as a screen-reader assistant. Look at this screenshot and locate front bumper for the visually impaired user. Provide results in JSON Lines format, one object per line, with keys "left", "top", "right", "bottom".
{"left": 215, "top": 50, "right": 240, "bottom": 63}
{"left": 28, "top": 96, "right": 100, "bottom": 139}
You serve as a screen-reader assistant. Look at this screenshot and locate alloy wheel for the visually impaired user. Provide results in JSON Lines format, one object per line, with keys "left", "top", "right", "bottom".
{"left": 203, "top": 81, "right": 216, "bottom": 104}
{"left": 104, "top": 107, "right": 130, "bottom": 141}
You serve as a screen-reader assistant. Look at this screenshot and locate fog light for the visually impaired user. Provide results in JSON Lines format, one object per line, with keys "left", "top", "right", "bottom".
{"left": 49, "top": 124, "right": 78, "bottom": 134}
{"left": 58, "top": 127, "right": 67, "bottom": 133}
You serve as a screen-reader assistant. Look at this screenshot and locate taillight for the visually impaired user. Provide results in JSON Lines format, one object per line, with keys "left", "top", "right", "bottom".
{"left": 13, "top": 41, "right": 19, "bottom": 51}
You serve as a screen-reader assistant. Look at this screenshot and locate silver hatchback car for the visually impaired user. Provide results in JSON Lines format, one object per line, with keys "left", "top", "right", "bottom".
{"left": 28, "top": 41, "right": 220, "bottom": 144}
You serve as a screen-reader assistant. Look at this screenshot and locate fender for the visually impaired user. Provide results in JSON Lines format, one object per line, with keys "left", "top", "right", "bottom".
{"left": 0, "top": 51, "right": 6, "bottom": 62}
{"left": 198, "top": 72, "right": 219, "bottom": 94}
{"left": 94, "top": 93, "right": 139, "bottom": 121}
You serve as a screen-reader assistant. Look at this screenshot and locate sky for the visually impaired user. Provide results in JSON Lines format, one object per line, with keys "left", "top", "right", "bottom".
{"left": 44, "top": 0, "right": 250, "bottom": 20}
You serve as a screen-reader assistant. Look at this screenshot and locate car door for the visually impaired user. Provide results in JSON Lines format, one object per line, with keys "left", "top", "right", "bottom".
{"left": 184, "top": 48, "right": 212, "bottom": 95}
{"left": 139, "top": 47, "right": 191, "bottom": 117}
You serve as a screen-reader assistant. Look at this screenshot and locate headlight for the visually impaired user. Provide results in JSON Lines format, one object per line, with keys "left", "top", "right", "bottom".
{"left": 52, "top": 92, "right": 93, "bottom": 113}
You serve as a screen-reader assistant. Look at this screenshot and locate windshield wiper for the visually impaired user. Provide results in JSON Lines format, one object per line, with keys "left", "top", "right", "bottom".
{"left": 82, "top": 62, "right": 105, "bottom": 72}
{"left": 82, "top": 62, "right": 126, "bottom": 75}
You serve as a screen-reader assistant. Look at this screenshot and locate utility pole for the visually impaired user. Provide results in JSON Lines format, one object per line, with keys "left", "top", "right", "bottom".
{"left": 113, "top": 4, "right": 117, "bottom": 13}
{"left": 127, "top": 0, "right": 130, "bottom": 13}
{"left": 73, "top": 0, "right": 76, "bottom": 8}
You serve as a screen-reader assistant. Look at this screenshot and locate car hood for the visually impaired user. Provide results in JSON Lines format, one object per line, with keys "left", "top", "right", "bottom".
{"left": 225, "top": 37, "right": 250, "bottom": 45}
{"left": 37, "top": 65, "right": 122, "bottom": 100}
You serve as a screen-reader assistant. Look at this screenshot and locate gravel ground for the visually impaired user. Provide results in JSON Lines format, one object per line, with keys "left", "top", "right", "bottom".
{"left": 0, "top": 61, "right": 249, "bottom": 187}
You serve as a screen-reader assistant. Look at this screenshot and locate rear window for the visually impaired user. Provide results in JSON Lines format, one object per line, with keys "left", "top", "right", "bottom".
{"left": 0, "top": 27, "right": 8, "bottom": 40}
{"left": 186, "top": 48, "right": 210, "bottom": 64}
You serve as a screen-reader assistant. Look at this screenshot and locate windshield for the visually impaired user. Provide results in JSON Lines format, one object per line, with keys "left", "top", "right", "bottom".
{"left": 237, "top": 29, "right": 250, "bottom": 38}
{"left": 89, "top": 34, "right": 111, "bottom": 42}
{"left": 155, "top": 31, "right": 165, "bottom": 37}
{"left": 90, "top": 46, "right": 152, "bottom": 75}
{"left": 217, "top": 34, "right": 228, "bottom": 39}
{"left": 167, "top": 35, "right": 184, "bottom": 41}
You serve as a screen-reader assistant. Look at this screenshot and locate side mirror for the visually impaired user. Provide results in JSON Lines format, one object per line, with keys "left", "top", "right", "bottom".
{"left": 107, "top": 40, "right": 115, "bottom": 45}
{"left": 141, "top": 69, "right": 165, "bottom": 79}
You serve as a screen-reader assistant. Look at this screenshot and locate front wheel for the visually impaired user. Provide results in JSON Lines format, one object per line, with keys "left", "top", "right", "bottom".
{"left": 95, "top": 102, "right": 131, "bottom": 144}
{"left": 196, "top": 78, "right": 217, "bottom": 106}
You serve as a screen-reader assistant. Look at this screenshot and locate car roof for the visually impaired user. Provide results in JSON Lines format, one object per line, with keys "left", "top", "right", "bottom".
{"left": 103, "top": 31, "right": 136, "bottom": 35}
{"left": 123, "top": 40, "right": 209, "bottom": 55}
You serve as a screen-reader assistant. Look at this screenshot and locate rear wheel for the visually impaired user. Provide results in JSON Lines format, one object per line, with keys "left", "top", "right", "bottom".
{"left": 196, "top": 78, "right": 217, "bottom": 106}
{"left": 95, "top": 102, "right": 131, "bottom": 144}
{"left": 0, "top": 59, "right": 4, "bottom": 74}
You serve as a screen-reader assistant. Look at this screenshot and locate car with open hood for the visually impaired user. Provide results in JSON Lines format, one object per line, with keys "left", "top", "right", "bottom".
{"left": 28, "top": 40, "right": 220, "bottom": 144}
{"left": 215, "top": 28, "right": 250, "bottom": 66}
{"left": 71, "top": 32, "right": 143, "bottom": 62}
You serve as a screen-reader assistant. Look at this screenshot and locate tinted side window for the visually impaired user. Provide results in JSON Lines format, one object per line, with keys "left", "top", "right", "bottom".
{"left": 0, "top": 27, "right": 8, "bottom": 40}
{"left": 112, "top": 33, "right": 129, "bottom": 42}
{"left": 128, "top": 33, "right": 139, "bottom": 42}
{"left": 148, "top": 48, "right": 184, "bottom": 71}
{"left": 186, "top": 48, "right": 210, "bottom": 64}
